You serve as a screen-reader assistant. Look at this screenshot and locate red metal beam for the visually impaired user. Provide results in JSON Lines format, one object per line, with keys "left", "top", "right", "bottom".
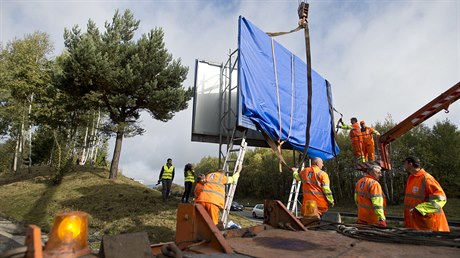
{"left": 379, "top": 82, "right": 460, "bottom": 170}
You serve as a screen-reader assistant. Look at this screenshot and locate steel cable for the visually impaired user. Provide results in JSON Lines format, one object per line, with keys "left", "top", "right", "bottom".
{"left": 305, "top": 220, "right": 460, "bottom": 248}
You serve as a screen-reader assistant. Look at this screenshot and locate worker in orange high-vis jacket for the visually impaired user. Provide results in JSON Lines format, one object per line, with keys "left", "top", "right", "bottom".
{"left": 354, "top": 165, "right": 387, "bottom": 227}
{"left": 337, "top": 117, "right": 365, "bottom": 162}
{"left": 292, "top": 157, "right": 334, "bottom": 215}
{"left": 403, "top": 156, "right": 450, "bottom": 232}
{"left": 193, "top": 174, "right": 206, "bottom": 200}
{"left": 359, "top": 120, "right": 380, "bottom": 161}
{"left": 195, "top": 166, "right": 241, "bottom": 225}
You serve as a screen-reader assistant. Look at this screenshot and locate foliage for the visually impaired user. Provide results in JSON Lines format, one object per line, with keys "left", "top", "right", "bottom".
{"left": 60, "top": 9, "right": 192, "bottom": 179}
{"left": 0, "top": 165, "right": 256, "bottom": 247}
{"left": 193, "top": 156, "right": 219, "bottom": 176}
{"left": 427, "top": 120, "right": 460, "bottom": 197}
{"left": 236, "top": 148, "right": 294, "bottom": 201}
{"left": 0, "top": 32, "right": 54, "bottom": 172}
{"left": 0, "top": 10, "right": 186, "bottom": 181}
{"left": 0, "top": 140, "right": 16, "bottom": 173}
{"left": 194, "top": 118, "right": 460, "bottom": 207}
{"left": 30, "top": 126, "right": 54, "bottom": 165}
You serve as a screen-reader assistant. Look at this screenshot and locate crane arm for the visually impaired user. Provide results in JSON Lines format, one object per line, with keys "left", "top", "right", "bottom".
{"left": 378, "top": 81, "right": 460, "bottom": 170}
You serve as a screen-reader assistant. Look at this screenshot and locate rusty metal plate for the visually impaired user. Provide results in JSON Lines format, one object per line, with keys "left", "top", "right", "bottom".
{"left": 227, "top": 228, "right": 459, "bottom": 258}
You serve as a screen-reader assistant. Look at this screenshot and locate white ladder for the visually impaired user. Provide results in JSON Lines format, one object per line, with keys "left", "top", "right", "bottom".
{"left": 286, "top": 160, "right": 309, "bottom": 215}
{"left": 221, "top": 128, "right": 248, "bottom": 228}
{"left": 286, "top": 178, "right": 302, "bottom": 215}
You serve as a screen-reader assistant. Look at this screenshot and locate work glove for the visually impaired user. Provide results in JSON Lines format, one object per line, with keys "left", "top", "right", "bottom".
{"left": 232, "top": 172, "right": 240, "bottom": 183}
{"left": 410, "top": 207, "right": 425, "bottom": 216}
{"left": 378, "top": 220, "right": 387, "bottom": 228}
{"left": 292, "top": 168, "right": 301, "bottom": 182}
{"left": 330, "top": 201, "right": 334, "bottom": 208}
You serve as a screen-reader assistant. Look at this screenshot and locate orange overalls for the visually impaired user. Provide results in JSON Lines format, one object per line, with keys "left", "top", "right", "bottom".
{"left": 194, "top": 182, "right": 204, "bottom": 199}
{"left": 349, "top": 123, "right": 365, "bottom": 162}
{"left": 355, "top": 175, "right": 386, "bottom": 225}
{"left": 361, "top": 126, "right": 378, "bottom": 161}
{"left": 404, "top": 169, "right": 450, "bottom": 232}
{"left": 194, "top": 171, "right": 229, "bottom": 225}
{"left": 299, "top": 165, "right": 334, "bottom": 215}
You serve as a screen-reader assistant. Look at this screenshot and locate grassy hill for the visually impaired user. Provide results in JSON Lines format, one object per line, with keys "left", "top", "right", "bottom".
{"left": 0, "top": 165, "right": 257, "bottom": 248}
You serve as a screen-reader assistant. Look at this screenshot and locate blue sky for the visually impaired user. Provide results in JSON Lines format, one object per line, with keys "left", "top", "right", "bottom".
{"left": 1, "top": 0, "right": 459, "bottom": 185}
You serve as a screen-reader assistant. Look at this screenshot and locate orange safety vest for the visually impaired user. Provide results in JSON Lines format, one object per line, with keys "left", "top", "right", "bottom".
{"left": 349, "top": 123, "right": 364, "bottom": 161}
{"left": 361, "top": 126, "right": 376, "bottom": 145}
{"left": 361, "top": 126, "right": 377, "bottom": 161}
{"left": 355, "top": 175, "right": 386, "bottom": 225}
{"left": 404, "top": 169, "right": 450, "bottom": 232}
{"left": 194, "top": 171, "right": 228, "bottom": 209}
{"left": 300, "top": 165, "right": 330, "bottom": 213}
{"left": 194, "top": 182, "right": 204, "bottom": 199}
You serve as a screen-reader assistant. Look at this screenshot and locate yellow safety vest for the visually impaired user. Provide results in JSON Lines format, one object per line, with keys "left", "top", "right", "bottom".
{"left": 161, "top": 165, "right": 174, "bottom": 179}
{"left": 184, "top": 169, "right": 195, "bottom": 183}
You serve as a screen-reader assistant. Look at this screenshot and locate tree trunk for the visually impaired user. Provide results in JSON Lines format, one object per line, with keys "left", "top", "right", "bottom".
{"left": 79, "top": 125, "right": 89, "bottom": 165}
{"left": 13, "top": 133, "right": 21, "bottom": 173}
{"left": 88, "top": 110, "right": 100, "bottom": 165}
{"left": 53, "top": 129, "right": 62, "bottom": 170}
{"left": 109, "top": 129, "right": 124, "bottom": 179}
{"left": 27, "top": 93, "right": 34, "bottom": 173}
{"left": 91, "top": 137, "right": 101, "bottom": 167}
{"left": 13, "top": 118, "right": 25, "bottom": 173}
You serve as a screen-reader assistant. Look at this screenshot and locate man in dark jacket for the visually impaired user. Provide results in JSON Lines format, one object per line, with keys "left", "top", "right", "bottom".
{"left": 158, "top": 158, "right": 175, "bottom": 201}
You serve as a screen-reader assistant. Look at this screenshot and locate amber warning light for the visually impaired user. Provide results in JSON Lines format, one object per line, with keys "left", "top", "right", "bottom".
{"left": 43, "top": 211, "right": 90, "bottom": 258}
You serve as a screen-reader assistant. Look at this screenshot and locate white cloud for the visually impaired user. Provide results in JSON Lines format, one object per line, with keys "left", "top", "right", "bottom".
{"left": 1, "top": 0, "right": 458, "bottom": 185}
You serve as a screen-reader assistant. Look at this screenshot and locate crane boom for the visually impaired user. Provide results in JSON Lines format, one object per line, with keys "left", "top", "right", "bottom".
{"left": 378, "top": 81, "right": 460, "bottom": 170}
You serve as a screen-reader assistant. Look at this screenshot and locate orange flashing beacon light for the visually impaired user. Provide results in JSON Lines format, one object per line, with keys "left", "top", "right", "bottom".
{"left": 43, "top": 211, "right": 90, "bottom": 258}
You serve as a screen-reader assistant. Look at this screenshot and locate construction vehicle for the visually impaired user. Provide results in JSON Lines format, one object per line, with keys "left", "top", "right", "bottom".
{"left": 357, "top": 81, "right": 460, "bottom": 171}
{"left": 2, "top": 200, "right": 459, "bottom": 258}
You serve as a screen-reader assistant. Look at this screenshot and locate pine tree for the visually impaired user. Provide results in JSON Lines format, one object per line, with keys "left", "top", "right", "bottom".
{"left": 61, "top": 10, "right": 191, "bottom": 179}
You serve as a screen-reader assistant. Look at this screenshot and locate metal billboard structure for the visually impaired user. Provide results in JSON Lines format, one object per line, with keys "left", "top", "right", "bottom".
{"left": 192, "top": 15, "right": 339, "bottom": 167}
{"left": 191, "top": 53, "right": 267, "bottom": 168}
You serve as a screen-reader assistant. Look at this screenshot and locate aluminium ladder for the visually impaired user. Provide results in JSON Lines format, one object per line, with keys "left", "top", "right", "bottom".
{"left": 286, "top": 178, "right": 302, "bottom": 215}
{"left": 220, "top": 128, "right": 248, "bottom": 228}
{"left": 286, "top": 159, "right": 310, "bottom": 216}
{"left": 286, "top": 162, "right": 304, "bottom": 216}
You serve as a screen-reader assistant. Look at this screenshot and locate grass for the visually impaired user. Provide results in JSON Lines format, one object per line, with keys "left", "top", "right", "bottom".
{"left": 2, "top": 165, "right": 458, "bottom": 249}
{"left": 0, "top": 165, "right": 257, "bottom": 249}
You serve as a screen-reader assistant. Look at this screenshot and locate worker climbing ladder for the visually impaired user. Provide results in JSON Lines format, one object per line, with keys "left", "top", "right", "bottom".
{"left": 221, "top": 127, "right": 248, "bottom": 228}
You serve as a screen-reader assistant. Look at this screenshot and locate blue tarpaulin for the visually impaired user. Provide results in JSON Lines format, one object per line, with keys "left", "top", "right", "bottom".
{"left": 237, "top": 16, "right": 339, "bottom": 160}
